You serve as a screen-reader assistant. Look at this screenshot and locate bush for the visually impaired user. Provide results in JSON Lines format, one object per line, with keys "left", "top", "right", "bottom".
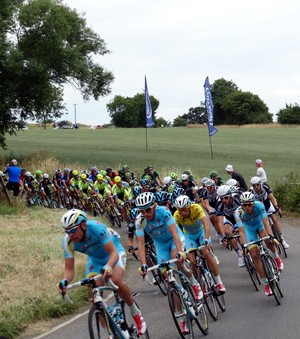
{"left": 273, "top": 171, "right": 300, "bottom": 213}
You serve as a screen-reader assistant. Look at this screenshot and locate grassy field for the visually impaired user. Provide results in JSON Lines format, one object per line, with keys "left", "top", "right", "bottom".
{"left": 1, "top": 125, "right": 300, "bottom": 186}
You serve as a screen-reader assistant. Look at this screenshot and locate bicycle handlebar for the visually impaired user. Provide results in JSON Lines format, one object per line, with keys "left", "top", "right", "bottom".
{"left": 244, "top": 235, "right": 270, "bottom": 248}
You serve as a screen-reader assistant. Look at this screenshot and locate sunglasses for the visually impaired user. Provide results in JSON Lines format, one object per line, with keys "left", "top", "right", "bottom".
{"left": 140, "top": 207, "right": 153, "bottom": 214}
{"left": 65, "top": 226, "right": 79, "bottom": 235}
{"left": 242, "top": 203, "right": 253, "bottom": 207}
{"left": 220, "top": 195, "right": 230, "bottom": 201}
{"left": 253, "top": 184, "right": 261, "bottom": 187}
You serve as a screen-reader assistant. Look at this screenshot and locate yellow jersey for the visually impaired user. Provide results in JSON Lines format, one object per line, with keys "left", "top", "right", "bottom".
{"left": 174, "top": 203, "right": 205, "bottom": 234}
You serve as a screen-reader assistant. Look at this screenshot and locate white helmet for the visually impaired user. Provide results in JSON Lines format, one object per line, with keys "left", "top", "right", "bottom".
{"left": 205, "top": 179, "right": 215, "bottom": 187}
{"left": 181, "top": 174, "right": 189, "bottom": 181}
{"left": 240, "top": 192, "right": 255, "bottom": 204}
{"left": 163, "top": 176, "right": 172, "bottom": 185}
{"left": 174, "top": 195, "right": 191, "bottom": 209}
{"left": 25, "top": 171, "right": 32, "bottom": 177}
{"left": 61, "top": 209, "right": 87, "bottom": 231}
{"left": 217, "top": 185, "right": 231, "bottom": 198}
{"left": 250, "top": 176, "right": 261, "bottom": 185}
{"left": 43, "top": 173, "right": 49, "bottom": 179}
{"left": 201, "top": 177, "right": 210, "bottom": 185}
{"left": 226, "top": 178, "right": 238, "bottom": 186}
{"left": 135, "top": 192, "right": 156, "bottom": 209}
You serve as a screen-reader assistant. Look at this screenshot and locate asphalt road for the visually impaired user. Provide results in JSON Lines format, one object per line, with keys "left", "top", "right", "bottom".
{"left": 25, "top": 217, "right": 299, "bottom": 339}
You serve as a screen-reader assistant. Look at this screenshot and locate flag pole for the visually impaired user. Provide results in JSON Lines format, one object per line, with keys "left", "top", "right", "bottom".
{"left": 204, "top": 76, "right": 218, "bottom": 159}
{"left": 145, "top": 126, "right": 148, "bottom": 151}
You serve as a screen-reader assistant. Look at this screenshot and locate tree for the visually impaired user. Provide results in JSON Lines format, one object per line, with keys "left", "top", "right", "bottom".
{"left": 221, "top": 91, "right": 272, "bottom": 125}
{"left": 173, "top": 115, "right": 188, "bottom": 127}
{"left": 210, "top": 78, "right": 239, "bottom": 125}
{"left": 156, "top": 117, "right": 168, "bottom": 127}
{"left": 277, "top": 103, "right": 300, "bottom": 124}
{"left": 0, "top": 0, "right": 114, "bottom": 148}
{"left": 107, "top": 93, "right": 159, "bottom": 127}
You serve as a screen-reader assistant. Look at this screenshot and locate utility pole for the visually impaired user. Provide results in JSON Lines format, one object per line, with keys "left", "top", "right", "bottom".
{"left": 74, "top": 104, "right": 77, "bottom": 126}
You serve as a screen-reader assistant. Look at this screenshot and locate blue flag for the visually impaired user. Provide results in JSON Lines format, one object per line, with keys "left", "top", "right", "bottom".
{"left": 145, "top": 76, "right": 155, "bottom": 128}
{"left": 204, "top": 76, "right": 218, "bottom": 137}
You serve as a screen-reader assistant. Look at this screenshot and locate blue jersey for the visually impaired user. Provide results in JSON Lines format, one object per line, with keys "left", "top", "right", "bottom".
{"left": 234, "top": 201, "right": 267, "bottom": 229}
{"left": 4, "top": 165, "right": 21, "bottom": 182}
{"left": 135, "top": 205, "right": 179, "bottom": 242}
{"left": 62, "top": 220, "right": 123, "bottom": 262}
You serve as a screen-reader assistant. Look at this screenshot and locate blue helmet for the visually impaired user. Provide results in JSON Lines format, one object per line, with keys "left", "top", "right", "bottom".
{"left": 130, "top": 208, "right": 140, "bottom": 221}
{"left": 155, "top": 191, "right": 170, "bottom": 205}
{"left": 133, "top": 185, "right": 142, "bottom": 197}
{"left": 173, "top": 187, "right": 185, "bottom": 199}
{"left": 141, "top": 178, "right": 150, "bottom": 187}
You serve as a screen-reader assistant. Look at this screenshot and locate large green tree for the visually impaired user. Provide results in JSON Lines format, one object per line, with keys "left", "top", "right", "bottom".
{"left": 0, "top": 0, "right": 114, "bottom": 148}
{"left": 277, "top": 103, "right": 300, "bottom": 124}
{"left": 107, "top": 93, "right": 159, "bottom": 127}
{"left": 221, "top": 91, "right": 272, "bottom": 125}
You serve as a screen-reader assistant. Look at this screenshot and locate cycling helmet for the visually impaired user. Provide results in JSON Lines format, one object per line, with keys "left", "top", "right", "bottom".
{"left": 209, "top": 171, "right": 219, "bottom": 179}
{"left": 106, "top": 167, "right": 113, "bottom": 173}
{"left": 61, "top": 209, "right": 87, "bottom": 230}
{"left": 114, "top": 176, "right": 122, "bottom": 183}
{"left": 163, "top": 176, "right": 172, "bottom": 185}
{"left": 100, "top": 170, "right": 107, "bottom": 176}
{"left": 130, "top": 208, "right": 140, "bottom": 221}
{"left": 143, "top": 174, "right": 150, "bottom": 180}
{"left": 64, "top": 168, "right": 71, "bottom": 173}
{"left": 217, "top": 185, "right": 231, "bottom": 197}
{"left": 35, "top": 170, "right": 42, "bottom": 175}
{"left": 240, "top": 192, "right": 255, "bottom": 204}
{"left": 125, "top": 172, "right": 132, "bottom": 178}
{"left": 97, "top": 173, "right": 103, "bottom": 180}
{"left": 174, "top": 195, "right": 191, "bottom": 209}
{"left": 205, "top": 179, "right": 215, "bottom": 187}
{"left": 56, "top": 169, "right": 62, "bottom": 174}
{"left": 25, "top": 171, "right": 31, "bottom": 177}
{"left": 182, "top": 170, "right": 191, "bottom": 176}
{"left": 250, "top": 176, "right": 261, "bottom": 185}
{"left": 90, "top": 166, "right": 97, "bottom": 171}
{"left": 155, "top": 191, "right": 170, "bottom": 204}
{"left": 173, "top": 186, "right": 184, "bottom": 197}
{"left": 133, "top": 185, "right": 141, "bottom": 197}
{"left": 43, "top": 173, "right": 49, "bottom": 179}
{"left": 201, "top": 177, "right": 210, "bottom": 185}
{"left": 135, "top": 192, "right": 156, "bottom": 209}
{"left": 226, "top": 178, "right": 238, "bottom": 186}
{"left": 72, "top": 170, "right": 79, "bottom": 176}
{"left": 81, "top": 169, "right": 88, "bottom": 174}
{"left": 181, "top": 174, "right": 189, "bottom": 181}
{"left": 168, "top": 184, "right": 176, "bottom": 193}
{"left": 122, "top": 164, "right": 130, "bottom": 170}
{"left": 141, "top": 178, "right": 150, "bottom": 187}
{"left": 169, "top": 172, "right": 177, "bottom": 180}
{"left": 81, "top": 174, "right": 87, "bottom": 179}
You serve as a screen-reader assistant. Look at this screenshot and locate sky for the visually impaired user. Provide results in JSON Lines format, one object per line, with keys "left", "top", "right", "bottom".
{"left": 61, "top": 0, "right": 300, "bottom": 125}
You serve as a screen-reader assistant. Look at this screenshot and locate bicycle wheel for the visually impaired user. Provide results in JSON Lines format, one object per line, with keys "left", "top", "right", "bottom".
{"left": 273, "top": 228, "right": 287, "bottom": 258}
{"left": 244, "top": 252, "right": 261, "bottom": 291}
{"left": 268, "top": 256, "right": 284, "bottom": 298}
{"left": 207, "top": 269, "right": 226, "bottom": 312}
{"left": 147, "top": 250, "right": 167, "bottom": 295}
{"left": 261, "top": 256, "right": 282, "bottom": 305}
{"left": 167, "top": 284, "right": 194, "bottom": 339}
{"left": 197, "top": 266, "right": 218, "bottom": 321}
{"left": 186, "top": 284, "right": 208, "bottom": 335}
{"left": 122, "top": 300, "right": 150, "bottom": 339}
{"left": 88, "top": 303, "right": 119, "bottom": 339}
{"left": 110, "top": 207, "right": 122, "bottom": 228}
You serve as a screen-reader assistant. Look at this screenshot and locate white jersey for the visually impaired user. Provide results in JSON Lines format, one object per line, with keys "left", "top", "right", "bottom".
{"left": 257, "top": 167, "right": 267, "bottom": 183}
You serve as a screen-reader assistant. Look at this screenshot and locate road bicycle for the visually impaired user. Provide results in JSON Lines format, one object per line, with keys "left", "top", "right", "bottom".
{"left": 147, "top": 258, "right": 208, "bottom": 338}
{"left": 104, "top": 197, "right": 122, "bottom": 228}
{"left": 188, "top": 245, "right": 225, "bottom": 321}
{"left": 232, "top": 233, "right": 261, "bottom": 291}
{"left": 244, "top": 236, "right": 283, "bottom": 305}
{"left": 64, "top": 274, "right": 150, "bottom": 338}
{"left": 268, "top": 214, "right": 287, "bottom": 258}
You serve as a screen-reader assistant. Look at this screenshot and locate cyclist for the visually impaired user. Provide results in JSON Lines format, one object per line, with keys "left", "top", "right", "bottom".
{"left": 226, "top": 178, "right": 245, "bottom": 194}
{"left": 215, "top": 185, "right": 245, "bottom": 267}
{"left": 93, "top": 173, "right": 114, "bottom": 210}
{"left": 174, "top": 195, "right": 226, "bottom": 295}
{"left": 234, "top": 192, "right": 284, "bottom": 296}
{"left": 250, "top": 176, "right": 289, "bottom": 249}
{"left": 88, "top": 166, "right": 99, "bottom": 183}
{"left": 179, "top": 173, "right": 199, "bottom": 202}
{"left": 34, "top": 169, "right": 43, "bottom": 182}
{"left": 209, "top": 170, "right": 224, "bottom": 186}
{"left": 57, "top": 209, "right": 147, "bottom": 335}
{"left": 142, "top": 165, "right": 163, "bottom": 187}
{"left": 52, "top": 169, "right": 65, "bottom": 208}
{"left": 140, "top": 178, "right": 159, "bottom": 193}
{"left": 69, "top": 170, "right": 80, "bottom": 205}
{"left": 135, "top": 192, "right": 202, "bottom": 334}
{"left": 23, "top": 171, "right": 38, "bottom": 205}
{"left": 112, "top": 176, "right": 132, "bottom": 220}
{"left": 155, "top": 190, "right": 172, "bottom": 208}
{"left": 39, "top": 173, "right": 57, "bottom": 206}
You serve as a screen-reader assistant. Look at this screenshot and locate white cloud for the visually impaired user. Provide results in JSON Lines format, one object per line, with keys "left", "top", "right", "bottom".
{"left": 62, "top": 0, "right": 300, "bottom": 124}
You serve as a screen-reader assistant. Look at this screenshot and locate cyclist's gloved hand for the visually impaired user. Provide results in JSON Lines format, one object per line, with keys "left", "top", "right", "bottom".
{"left": 57, "top": 279, "right": 68, "bottom": 294}
{"left": 176, "top": 252, "right": 186, "bottom": 262}
{"left": 101, "top": 265, "right": 113, "bottom": 280}
{"left": 204, "top": 239, "right": 212, "bottom": 247}
{"left": 138, "top": 264, "right": 148, "bottom": 277}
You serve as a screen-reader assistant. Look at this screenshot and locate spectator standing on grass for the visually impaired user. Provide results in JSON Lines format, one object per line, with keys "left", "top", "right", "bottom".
{"left": 225, "top": 164, "right": 248, "bottom": 191}
{"left": 3, "top": 159, "right": 21, "bottom": 196}
{"left": 255, "top": 159, "right": 267, "bottom": 183}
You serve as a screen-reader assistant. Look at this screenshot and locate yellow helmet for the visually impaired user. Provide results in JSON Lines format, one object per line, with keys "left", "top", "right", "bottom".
{"left": 81, "top": 174, "right": 87, "bottom": 179}
{"left": 97, "top": 173, "right": 103, "bottom": 180}
{"left": 114, "top": 176, "right": 122, "bottom": 183}
{"left": 72, "top": 170, "right": 78, "bottom": 176}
